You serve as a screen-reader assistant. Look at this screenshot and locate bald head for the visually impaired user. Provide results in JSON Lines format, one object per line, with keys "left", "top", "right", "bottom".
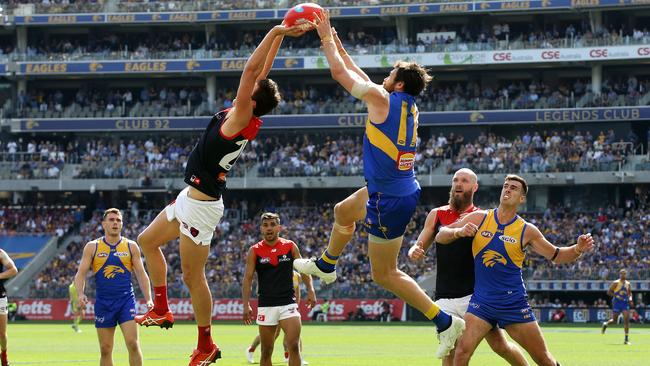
{"left": 449, "top": 168, "right": 478, "bottom": 211}
{"left": 454, "top": 168, "right": 478, "bottom": 183}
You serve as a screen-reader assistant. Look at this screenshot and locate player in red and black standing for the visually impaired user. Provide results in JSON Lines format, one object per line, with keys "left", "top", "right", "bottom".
{"left": 242, "top": 212, "right": 316, "bottom": 366}
{"left": 133, "top": 23, "right": 306, "bottom": 366}
{"left": 408, "top": 168, "right": 528, "bottom": 366}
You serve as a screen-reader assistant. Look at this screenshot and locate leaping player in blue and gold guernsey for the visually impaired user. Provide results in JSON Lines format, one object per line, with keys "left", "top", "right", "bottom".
{"left": 602, "top": 268, "right": 634, "bottom": 344}
{"left": 293, "top": 9, "right": 465, "bottom": 359}
{"left": 73, "top": 208, "right": 153, "bottom": 366}
{"left": 436, "top": 175, "right": 595, "bottom": 366}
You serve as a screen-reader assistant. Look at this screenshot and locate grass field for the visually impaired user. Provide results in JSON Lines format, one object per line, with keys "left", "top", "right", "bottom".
{"left": 10, "top": 322, "right": 649, "bottom": 365}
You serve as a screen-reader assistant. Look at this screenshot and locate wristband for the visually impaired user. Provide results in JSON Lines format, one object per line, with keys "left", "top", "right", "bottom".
{"left": 321, "top": 36, "right": 333, "bottom": 43}
{"left": 550, "top": 247, "right": 560, "bottom": 261}
{"left": 453, "top": 229, "right": 460, "bottom": 239}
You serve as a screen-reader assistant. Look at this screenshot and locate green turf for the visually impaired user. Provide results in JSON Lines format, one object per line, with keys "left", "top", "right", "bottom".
{"left": 9, "top": 322, "right": 650, "bottom": 365}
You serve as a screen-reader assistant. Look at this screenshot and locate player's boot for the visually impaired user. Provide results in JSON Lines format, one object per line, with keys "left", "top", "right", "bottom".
{"left": 189, "top": 343, "right": 221, "bottom": 366}
{"left": 293, "top": 258, "right": 337, "bottom": 284}
{"left": 601, "top": 322, "right": 607, "bottom": 334}
{"left": 246, "top": 347, "right": 254, "bottom": 364}
{"left": 284, "top": 351, "right": 289, "bottom": 363}
{"left": 302, "top": 358, "right": 309, "bottom": 365}
{"left": 624, "top": 340, "right": 631, "bottom": 345}
{"left": 436, "top": 315, "right": 466, "bottom": 359}
{"left": 135, "top": 308, "right": 174, "bottom": 329}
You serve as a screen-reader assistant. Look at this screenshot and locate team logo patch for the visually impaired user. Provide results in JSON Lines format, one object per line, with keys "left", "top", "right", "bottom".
{"left": 396, "top": 151, "right": 415, "bottom": 171}
{"left": 260, "top": 257, "right": 270, "bottom": 264}
{"left": 480, "top": 231, "right": 493, "bottom": 238}
{"left": 482, "top": 250, "right": 507, "bottom": 267}
{"left": 103, "top": 265, "right": 126, "bottom": 279}
{"left": 190, "top": 175, "right": 201, "bottom": 185}
{"left": 499, "top": 235, "right": 517, "bottom": 244}
{"left": 257, "top": 314, "right": 265, "bottom": 321}
{"left": 97, "top": 252, "right": 109, "bottom": 258}
{"left": 96, "top": 316, "right": 105, "bottom": 323}
{"left": 190, "top": 227, "right": 199, "bottom": 237}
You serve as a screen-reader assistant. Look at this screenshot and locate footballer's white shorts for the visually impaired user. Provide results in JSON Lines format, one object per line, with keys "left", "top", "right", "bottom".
{"left": 435, "top": 294, "right": 472, "bottom": 319}
{"left": 165, "top": 186, "right": 224, "bottom": 245}
{"left": 0, "top": 297, "right": 7, "bottom": 315}
{"left": 256, "top": 303, "right": 300, "bottom": 326}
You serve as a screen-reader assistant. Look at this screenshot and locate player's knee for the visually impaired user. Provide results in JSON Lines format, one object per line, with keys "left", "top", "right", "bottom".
{"left": 137, "top": 232, "right": 151, "bottom": 250}
{"left": 454, "top": 342, "right": 474, "bottom": 363}
{"left": 488, "top": 339, "right": 511, "bottom": 356}
{"left": 285, "top": 339, "right": 300, "bottom": 354}
{"left": 99, "top": 343, "right": 113, "bottom": 356}
{"left": 181, "top": 269, "right": 202, "bottom": 287}
{"left": 124, "top": 338, "right": 140, "bottom": 353}
{"left": 531, "top": 350, "right": 555, "bottom": 366}
{"left": 334, "top": 201, "right": 358, "bottom": 225}
{"left": 370, "top": 268, "right": 391, "bottom": 287}
{"left": 260, "top": 344, "right": 274, "bottom": 359}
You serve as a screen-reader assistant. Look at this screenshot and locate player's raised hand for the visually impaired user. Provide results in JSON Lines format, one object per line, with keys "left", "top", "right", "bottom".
{"left": 308, "top": 9, "right": 333, "bottom": 40}
{"left": 243, "top": 303, "right": 254, "bottom": 325}
{"left": 408, "top": 241, "right": 426, "bottom": 261}
{"left": 576, "top": 233, "right": 594, "bottom": 254}
{"left": 457, "top": 222, "right": 478, "bottom": 238}
{"left": 274, "top": 23, "right": 307, "bottom": 38}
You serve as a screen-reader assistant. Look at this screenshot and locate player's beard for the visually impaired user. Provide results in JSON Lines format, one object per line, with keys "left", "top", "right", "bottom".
{"left": 448, "top": 189, "right": 472, "bottom": 212}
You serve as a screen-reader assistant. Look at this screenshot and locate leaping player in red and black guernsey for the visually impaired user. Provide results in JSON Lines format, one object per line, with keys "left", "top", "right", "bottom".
{"left": 408, "top": 168, "right": 529, "bottom": 366}
{"left": 242, "top": 212, "right": 316, "bottom": 366}
{"left": 133, "top": 23, "right": 306, "bottom": 366}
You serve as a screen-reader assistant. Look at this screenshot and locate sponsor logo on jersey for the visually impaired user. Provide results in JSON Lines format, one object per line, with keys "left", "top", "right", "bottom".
{"left": 499, "top": 235, "right": 517, "bottom": 244}
{"left": 114, "top": 252, "right": 129, "bottom": 257}
{"left": 259, "top": 257, "right": 270, "bottom": 264}
{"left": 97, "top": 252, "right": 109, "bottom": 258}
{"left": 397, "top": 151, "right": 415, "bottom": 171}
{"left": 278, "top": 255, "right": 291, "bottom": 263}
{"left": 103, "top": 265, "right": 126, "bottom": 279}
{"left": 482, "top": 250, "right": 507, "bottom": 267}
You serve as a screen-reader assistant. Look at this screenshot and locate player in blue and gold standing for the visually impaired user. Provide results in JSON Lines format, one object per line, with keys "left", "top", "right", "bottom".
{"left": 293, "top": 9, "right": 465, "bottom": 359}
{"left": 436, "top": 175, "right": 595, "bottom": 366}
{"left": 74, "top": 208, "right": 153, "bottom": 366}
{"left": 602, "top": 269, "right": 634, "bottom": 344}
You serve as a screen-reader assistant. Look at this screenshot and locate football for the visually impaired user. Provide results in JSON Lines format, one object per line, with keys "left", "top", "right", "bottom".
{"left": 283, "top": 3, "right": 324, "bottom": 30}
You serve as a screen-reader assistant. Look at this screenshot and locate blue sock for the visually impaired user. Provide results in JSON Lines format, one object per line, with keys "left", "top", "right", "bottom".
{"left": 433, "top": 310, "right": 452, "bottom": 332}
{"left": 315, "top": 251, "right": 338, "bottom": 273}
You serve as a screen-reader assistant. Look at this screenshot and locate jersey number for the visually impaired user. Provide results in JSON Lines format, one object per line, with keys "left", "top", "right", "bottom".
{"left": 218, "top": 139, "right": 248, "bottom": 171}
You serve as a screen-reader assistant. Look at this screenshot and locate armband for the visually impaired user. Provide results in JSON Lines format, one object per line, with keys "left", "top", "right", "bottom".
{"left": 550, "top": 247, "right": 560, "bottom": 262}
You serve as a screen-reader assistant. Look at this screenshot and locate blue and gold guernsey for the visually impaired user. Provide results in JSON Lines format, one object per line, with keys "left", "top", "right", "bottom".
{"left": 363, "top": 91, "right": 421, "bottom": 240}
{"left": 92, "top": 236, "right": 137, "bottom": 328}
{"left": 467, "top": 209, "right": 535, "bottom": 327}
{"left": 611, "top": 280, "right": 631, "bottom": 312}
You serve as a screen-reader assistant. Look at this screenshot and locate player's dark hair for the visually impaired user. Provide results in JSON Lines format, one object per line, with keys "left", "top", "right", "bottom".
{"left": 252, "top": 79, "right": 281, "bottom": 117}
{"left": 505, "top": 174, "right": 528, "bottom": 196}
{"left": 261, "top": 212, "right": 280, "bottom": 224}
{"left": 393, "top": 61, "right": 432, "bottom": 97}
{"left": 102, "top": 208, "right": 122, "bottom": 221}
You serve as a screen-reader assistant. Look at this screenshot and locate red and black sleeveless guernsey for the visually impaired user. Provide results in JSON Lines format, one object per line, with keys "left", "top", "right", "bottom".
{"left": 252, "top": 238, "right": 296, "bottom": 307}
{"left": 433, "top": 204, "right": 479, "bottom": 300}
{"left": 185, "top": 109, "right": 262, "bottom": 198}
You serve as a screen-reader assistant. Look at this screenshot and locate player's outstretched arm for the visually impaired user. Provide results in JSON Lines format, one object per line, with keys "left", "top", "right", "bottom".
{"left": 0, "top": 249, "right": 17, "bottom": 280}
{"left": 435, "top": 211, "right": 486, "bottom": 244}
{"left": 73, "top": 242, "right": 95, "bottom": 307}
{"left": 130, "top": 241, "right": 153, "bottom": 308}
{"left": 331, "top": 27, "right": 371, "bottom": 82}
{"left": 242, "top": 247, "right": 257, "bottom": 325}
{"left": 293, "top": 243, "right": 316, "bottom": 308}
{"left": 408, "top": 208, "right": 439, "bottom": 261}
{"left": 309, "top": 11, "right": 388, "bottom": 119}
{"left": 524, "top": 224, "right": 594, "bottom": 264}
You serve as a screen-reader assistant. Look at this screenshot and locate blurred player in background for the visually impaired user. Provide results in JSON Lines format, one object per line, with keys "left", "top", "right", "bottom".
{"left": 133, "top": 23, "right": 304, "bottom": 366}
{"left": 408, "top": 168, "right": 528, "bottom": 366}
{"left": 602, "top": 269, "right": 634, "bottom": 344}
{"left": 293, "top": 10, "right": 465, "bottom": 358}
{"left": 243, "top": 212, "right": 315, "bottom": 366}
{"left": 436, "top": 175, "right": 594, "bottom": 366}
{"left": 0, "top": 249, "right": 17, "bottom": 366}
{"left": 246, "top": 271, "right": 309, "bottom": 365}
{"left": 69, "top": 282, "right": 84, "bottom": 333}
{"left": 73, "top": 208, "right": 153, "bottom": 366}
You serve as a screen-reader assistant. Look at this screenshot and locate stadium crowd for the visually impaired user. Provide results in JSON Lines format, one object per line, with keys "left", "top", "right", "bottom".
{"left": 0, "top": 206, "right": 78, "bottom": 236}
{"left": 12, "top": 75, "right": 650, "bottom": 120}
{"left": 28, "top": 194, "right": 650, "bottom": 300}
{"left": 0, "top": 126, "right": 642, "bottom": 180}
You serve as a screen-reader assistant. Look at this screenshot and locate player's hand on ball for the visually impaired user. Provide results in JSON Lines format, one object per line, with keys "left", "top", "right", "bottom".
{"left": 408, "top": 241, "right": 426, "bottom": 261}
{"left": 458, "top": 222, "right": 478, "bottom": 238}
{"left": 308, "top": 9, "right": 332, "bottom": 40}
{"left": 243, "top": 303, "right": 254, "bottom": 325}
{"left": 576, "top": 233, "right": 594, "bottom": 253}
{"left": 274, "top": 24, "right": 307, "bottom": 38}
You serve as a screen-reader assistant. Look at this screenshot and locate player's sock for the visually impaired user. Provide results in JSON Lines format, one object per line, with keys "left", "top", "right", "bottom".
{"left": 424, "top": 304, "right": 452, "bottom": 332}
{"left": 315, "top": 251, "right": 338, "bottom": 273}
{"left": 197, "top": 325, "right": 214, "bottom": 353}
{"left": 625, "top": 334, "right": 629, "bottom": 342}
{"left": 248, "top": 345, "right": 255, "bottom": 353}
{"left": 284, "top": 351, "right": 289, "bottom": 360}
{"left": 153, "top": 285, "right": 169, "bottom": 315}
{"left": 1, "top": 350, "right": 7, "bottom": 364}
{"left": 74, "top": 315, "right": 81, "bottom": 327}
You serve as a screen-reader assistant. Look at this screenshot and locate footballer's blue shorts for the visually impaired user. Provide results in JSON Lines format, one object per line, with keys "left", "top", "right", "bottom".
{"left": 364, "top": 189, "right": 420, "bottom": 240}
{"left": 612, "top": 300, "right": 630, "bottom": 313}
{"left": 467, "top": 294, "right": 536, "bottom": 328}
{"left": 94, "top": 295, "right": 137, "bottom": 328}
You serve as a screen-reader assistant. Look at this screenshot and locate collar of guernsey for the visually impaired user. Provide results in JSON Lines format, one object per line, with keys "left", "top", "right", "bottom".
{"left": 92, "top": 237, "right": 134, "bottom": 296}
{"left": 471, "top": 209, "right": 528, "bottom": 297}
{"left": 363, "top": 91, "right": 420, "bottom": 197}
